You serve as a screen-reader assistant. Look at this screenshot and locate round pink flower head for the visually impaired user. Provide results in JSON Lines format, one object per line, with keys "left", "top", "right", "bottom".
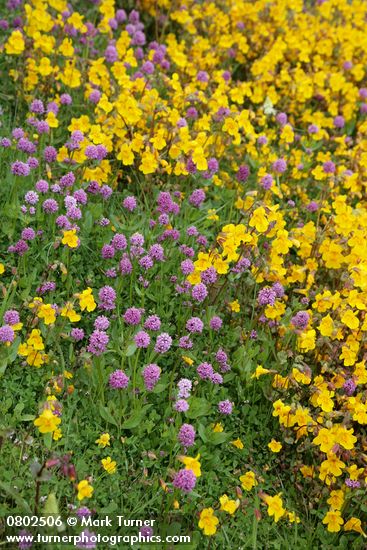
{"left": 123, "top": 307, "right": 142, "bottom": 325}
{"left": 109, "top": 369, "right": 129, "bottom": 389}
{"left": 173, "top": 468, "right": 196, "bottom": 493}
{"left": 142, "top": 363, "right": 161, "bottom": 391}
{"left": 218, "top": 400, "right": 233, "bottom": 415}
{"left": 178, "top": 423, "right": 195, "bottom": 448}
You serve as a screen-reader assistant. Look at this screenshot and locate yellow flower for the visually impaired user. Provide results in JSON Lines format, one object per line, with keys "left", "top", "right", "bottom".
{"left": 239, "top": 471, "right": 257, "bottom": 491}
{"left": 322, "top": 510, "right": 344, "bottom": 533}
{"left": 344, "top": 517, "right": 366, "bottom": 536}
{"left": 117, "top": 143, "right": 134, "bottom": 165}
{"left": 298, "top": 329, "right": 316, "bottom": 352}
{"left": 59, "top": 37, "right": 74, "bottom": 57}
{"left": 313, "top": 428, "right": 335, "bottom": 453}
{"left": 5, "top": 30, "right": 25, "bottom": 55}
{"left": 231, "top": 438, "right": 244, "bottom": 449}
{"left": 178, "top": 454, "right": 201, "bottom": 477}
{"left": 207, "top": 209, "right": 219, "bottom": 221}
{"left": 341, "top": 309, "right": 359, "bottom": 330}
{"left": 268, "top": 439, "right": 282, "bottom": 453}
{"left": 26, "top": 349, "right": 48, "bottom": 368}
{"left": 334, "top": 426, "right": 357, "bottom": 450}
{"left": 265, "top": 494, "right": 286, "bottom": 522}
{"left": 77, "top": 288, "right": 96, "bottom": 312}
{"left": 249, "top": 207, "right": 269, "bottom": 233}
{"left": 251, "top": 365, "right": 270, "bottom": 379}
{"left": 198, "top": 508, "right": 219, "bottom": 536}
{"left": 38, "top": 304, "right": 56, "bottom": 325}
{"left": 213, "top": 257, "right": 229, "bottom": 274}
{"left": 194, "top": 252, "right": 212, "bottom": 272}
{"left": 96, "top": 433, "right": 111, "bottom": 447}
{"left": 327, "top": 490, "right": 344, "bottom": 511}
{"left": 219, "top": 495, "right": 240, "bottom": 515}
{"left": 61, "top": 303, "right": 81, "bottom": 322}
{"left": 77, "top": 480, "right": 94, "bottom": 501}
{"left": 27, "top": 329, "right": 44, "bottom": 350}
{"left": 67, "top": 12, "right": 87, "bottom": 32}
{"left": 300, "top": 465, "right": 315, "bottom": 479}
{"left": 187, "top": 270, "right": 201, "bottom": 285}
{"left": 62, "top": 229, "right": 79, "bottom": 248}
{"left": 320, "top": 453, "right": 345, "bottom": 477}
{"left": 192, "top": 147, "right": 208, "bottom": 171}
{"left": 229, "top": 299, "right": 240, "bottom": 312}
{"left": 34, "top": 409, "right": 61, "bottom": 434}
{"left": 288, "top": 512, "right": 300, "bottom": 523}
{"left": 182, "top": 356, "right": 193, "bottom": 366}
{"left": 280, "top": 124, "right": 294, "bottom": 144}
{"left": 101, "top": 456, "right": 117, "bottom": 474}
{"left": 0, "top": 263, "right": 5, "bottom": 274}
{"left": 139, "top": 150, "right": 158, "bottom": 174}
{"left": 318, "top": 314, "right": 334, "bottom": 337}
{"left": 53, "top": 428, "right": 62, "bottom": 441}
{"left": 212, "top": 423, "right": 223, "bottom": 433}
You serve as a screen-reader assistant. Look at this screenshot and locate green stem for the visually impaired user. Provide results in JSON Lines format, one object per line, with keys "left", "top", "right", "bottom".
{"left": 132, "top": 349, "right": 141, "bottom": 409}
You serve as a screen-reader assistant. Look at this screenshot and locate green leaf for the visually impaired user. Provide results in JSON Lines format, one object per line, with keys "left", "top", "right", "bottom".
{"left": 43, "top": 432, "right": 53, "bottom": 450}
{"left": 99, "top": 405, "right": 119, "bottom": 427}
{"left": 0, "top": 481, "right": 32, "bottom": 513}
{"left": 208, "top": 431, "right": 232, "bottom": 445}
{"left": 0, "top": 359, "right": 7, "bottom": 377}
{"left": 152, "top": 382, "right": 167, "bottom": 394}
{"left": 13, "top": 402, "right": 25, "bottom": 418}
{"left": 121, "top": 406, "right": 151, "bottom": 429}
{"left": 198, "top": 423, "right": 208, "bottom": 443}
{"left": 20, "top": 414, "right": 36, "bottom": 422}
{"left": 185, "top": 398, "right": 211, "bottom": 419}
{"left": 43, "top": 493, "right": 59, "bottom": 515}
{"left": 125, "top": 343, "right": 137, "bottom": 357}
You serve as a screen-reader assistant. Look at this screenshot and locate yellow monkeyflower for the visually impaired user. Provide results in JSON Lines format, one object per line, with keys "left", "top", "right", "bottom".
{"left": 249, "top": 207, "right": 269, "bottom": 233}
{"left": 318, "top": 314, "right": 334, "bottom": 337}
{"left": 5, "top": 30, "right": 25, "bottom": 55}
{"left": 231, "top": 438, "right": 244, "bottom": 449}
{"left": 212, "top": 423, "right": 223, "bottom": 433}
{"left": 38, "top": 304, "right": 56, "bottom": 325}
{"left": 341, "top": 309, "right": 359, "bottom": 330}
{"left": 323, "top": 510, "right": 344, "bottom": 533}
{"left": 77, "top": 480, "right": 94, "bottom": 501}
{"left": 229, "top": 300, "right": 240, "bottom": 312}
{"left": 101, "top": 456, "right": 117, "bottom": 474}
{"left": 313, "top": 428, "right": 335, "bottom": 453}
{"left": 61, "top": 303, "right": 81, "bottom": 322}
{"left": 268, "top": 439, "right": 282, "bottom": 453}
{"left": 77, "top": 288, "right": 96, "bottom": 312}
{"left": 96, "top": 433, "right": 111, "bottom": 447}
{"left": 178, "top": 454, "right": 201, "bottom": 477}
{"left": 344, "top": 517, "right": 366, "bottom": 536}
{"left": 321, "top": 453, "right": 345, "bottom": 477}
{"left": 27, "top": 329, "right": 44, "bottom": 350}
{"left": 251, "top": 365, "right": 270, "bottom": 379}
{"left": 288, "top": 512, "right": 300, "bottom": 524}
{"left": 62, "top": 229, "right": 79, "bottom": 248}
{"left": 239, "top": 471, "right": 257, "bottom": 491}
{"left": 139, "top": 150, "right": 158, "bottom": 174}
{"left": 198, "top": 508, "right": 219, "bottom": 536}
{"left": 327, "top": 490, "right": 344, "bottom": 511}
{"left": 53, "top": 428, "right": 62, "bottom": 441}
{"left": 265, "top": 494, "right": 286, "bottom": 522}
{"left": 34, "top": 409, "right": 61, "bottom": 434}
{"left": 219, "top": 494, "right": 240, "bottom": 515}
